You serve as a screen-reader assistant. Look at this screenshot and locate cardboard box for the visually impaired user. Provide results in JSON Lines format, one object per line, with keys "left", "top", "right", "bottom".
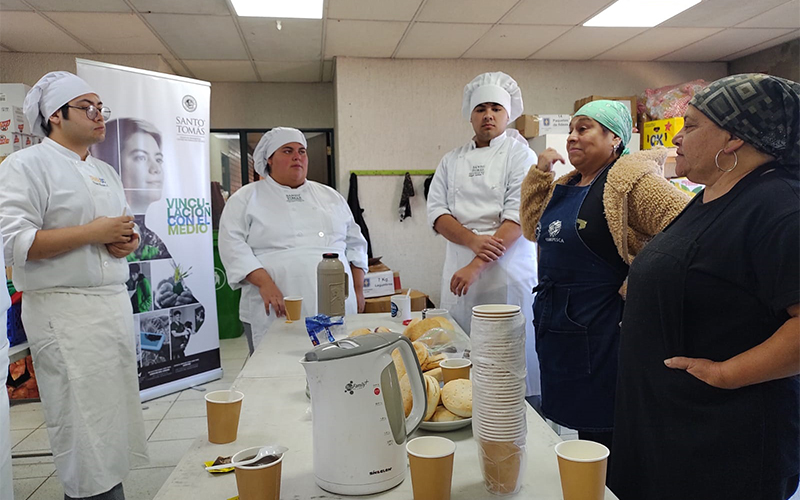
{"left": 0, "top": 132, "right": 21, "bottom": 156}
{"left": 0, "top": 105, "right": 28, "bottom": 135}
{"left": 0, "top": 84, "right": 31, "bottom": 107}
{"left": 22, "top": 134, "right": 35, "bottom": 149}
{"left": 363, "top": 270, "right": 395, "bottom": 298}
{"left": 363, "top": 289, "right": 429, "bottom": 314}
{"left": 642, "top": 118, "right": 684, "bottom": 150}
{"left": 515, "top": 114, "right": 571, "bottom": 138}
{"left": 574, "top": 95, "right": 638, "bottom": 126}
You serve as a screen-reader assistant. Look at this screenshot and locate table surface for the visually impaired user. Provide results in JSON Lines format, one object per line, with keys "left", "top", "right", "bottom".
{"left": 154, "top": 313, "right": 619, "bottom": 499}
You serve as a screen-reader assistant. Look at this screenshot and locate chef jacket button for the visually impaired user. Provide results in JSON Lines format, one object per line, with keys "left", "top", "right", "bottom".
{"left": 103, "top": 261, "right": 109, "bottom": 268}
{"left": 318, "top": 232, "right": 324, "bottom": 237}
{"left": 297, "top": 232, "right": 302, "bottom": 237}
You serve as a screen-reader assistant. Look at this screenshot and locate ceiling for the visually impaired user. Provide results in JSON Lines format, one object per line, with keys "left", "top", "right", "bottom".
{"left": 0, "top": 0, "right": 798, "bottom": 83}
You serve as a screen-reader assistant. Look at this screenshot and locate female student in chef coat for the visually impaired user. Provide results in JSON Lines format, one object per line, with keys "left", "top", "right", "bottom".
{"left": 218, "top": 127, "right": 369, "bottom": 355}
{"left": 427, "top": 72, "right": 540, "bottom": 400}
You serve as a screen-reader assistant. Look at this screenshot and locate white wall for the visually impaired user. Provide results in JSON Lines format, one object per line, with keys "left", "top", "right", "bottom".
{"left": 209, "top": 82, "right": 334, "bottom": 129}
{"left": 335, "top": 57, "right": 728, "bottom": 307}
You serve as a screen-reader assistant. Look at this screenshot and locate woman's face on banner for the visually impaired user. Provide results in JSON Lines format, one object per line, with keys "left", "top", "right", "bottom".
{"left": 121, "top": 131, "right": 164, "bottom": 211}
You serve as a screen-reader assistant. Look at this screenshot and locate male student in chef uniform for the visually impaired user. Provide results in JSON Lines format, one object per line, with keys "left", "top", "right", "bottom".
{"left": 1, "top": 233, "right": 13, "bottom": 499}
{"left": 427, "top": 71, "right": 541, "bottom": 400}
{"left": 0, "top": 72, "right": 148, "bottom": 500}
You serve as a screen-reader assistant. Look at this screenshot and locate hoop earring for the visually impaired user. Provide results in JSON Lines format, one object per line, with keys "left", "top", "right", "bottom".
{"left": 714, "top": 149, "right": 738, "bottom": 173}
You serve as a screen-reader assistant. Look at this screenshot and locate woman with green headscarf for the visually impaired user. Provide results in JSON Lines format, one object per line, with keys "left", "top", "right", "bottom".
{"left": 520, "top": 100, "right": 689, "bottom": 449}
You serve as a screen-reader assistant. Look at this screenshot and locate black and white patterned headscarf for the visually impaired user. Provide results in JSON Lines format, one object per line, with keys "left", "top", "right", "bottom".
{"left": 690, "top": 73, "right": 800, "bottom": 171}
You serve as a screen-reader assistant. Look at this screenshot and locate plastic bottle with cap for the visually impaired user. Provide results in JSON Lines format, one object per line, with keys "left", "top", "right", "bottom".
{"left": 317, "top": 253, "right": 349, "bottom": 317}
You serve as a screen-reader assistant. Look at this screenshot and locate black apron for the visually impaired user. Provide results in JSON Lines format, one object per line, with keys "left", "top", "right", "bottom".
{"left": 609, "top": 168, "right": 800, "bottom": 499}
{"left": 534, "top": 171, "right": 627, "bottom": 431}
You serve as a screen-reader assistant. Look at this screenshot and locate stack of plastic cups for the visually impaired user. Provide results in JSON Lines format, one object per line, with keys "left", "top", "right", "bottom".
{"left": 471, "top": 304, "right": 528, "bottom": 496}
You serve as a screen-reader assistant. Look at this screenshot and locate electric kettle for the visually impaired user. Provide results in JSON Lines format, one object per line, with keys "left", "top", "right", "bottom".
{"left": 300, "top": 332, "right": 427, "bottom": 495}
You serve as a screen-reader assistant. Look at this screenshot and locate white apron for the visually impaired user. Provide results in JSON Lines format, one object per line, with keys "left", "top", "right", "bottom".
{"left": 439, "top": 138, "right": 540, "bottom": 396}
{"left": 23, "top": 287, "right": 149, "bottom": 497}
{"left": 244, "top": 249, "right": 357, "bottom": 349}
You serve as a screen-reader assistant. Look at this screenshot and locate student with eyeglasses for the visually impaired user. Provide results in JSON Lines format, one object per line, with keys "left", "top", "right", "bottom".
{"left": 0, "top": 71, "right": 149, "bottom": 500}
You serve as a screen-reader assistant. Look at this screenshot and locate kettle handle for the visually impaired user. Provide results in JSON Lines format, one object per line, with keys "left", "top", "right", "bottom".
{"left": 389, "top": 336, "right": 426, "bottom": 435}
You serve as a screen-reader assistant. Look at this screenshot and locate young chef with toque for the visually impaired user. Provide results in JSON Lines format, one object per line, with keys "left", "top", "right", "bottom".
{"left": 426, "top": 72, "right": 541, "bottom": 401}
{"left": 218, "top": 127, "right": 368, "bottom": 355}
{"left": 0, "top": 72, "right": 149, "bottom": 499}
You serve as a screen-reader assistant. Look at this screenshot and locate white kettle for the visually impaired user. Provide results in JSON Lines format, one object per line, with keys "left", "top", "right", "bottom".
{"left": 300, "top": 332, "right": 427, "bottom": 495}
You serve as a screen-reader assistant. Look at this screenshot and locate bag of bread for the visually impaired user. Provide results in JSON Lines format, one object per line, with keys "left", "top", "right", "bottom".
{"left": 415, "top": 325, "right": 471, "bottom": 360}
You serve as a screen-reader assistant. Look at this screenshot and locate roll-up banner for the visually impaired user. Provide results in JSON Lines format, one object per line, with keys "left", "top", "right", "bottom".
{"left": 77, "top": 59, "right": 221, "bottom": 401}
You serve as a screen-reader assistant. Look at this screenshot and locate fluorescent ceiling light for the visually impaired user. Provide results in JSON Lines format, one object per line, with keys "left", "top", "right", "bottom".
{"left": 231, "top": 0, "right": 323, "bottom": 19}
{"left": 584, "top": 0, "right": 701, "bottom": 27}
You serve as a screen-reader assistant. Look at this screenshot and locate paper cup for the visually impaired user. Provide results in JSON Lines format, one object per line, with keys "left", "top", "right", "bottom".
{"left": 233, "top": 446, "right": 284, "bottom": 500}
{"left": 439, "top": 358, "right": 472, "bottom": 384}
{"left": 391, "top": 294, "right": 412, "bottom": 323}
{"left": 407, "top": 436, "right": 456, "bottom": 500}
{"left": 205, "top": 390, "right": 244, "bottom": 444}
{"left": 422, "top": 308, "right": 449, "bottom": 319}
{"left": 284, "top": 296, "right": 303, "bottom": 321}
{"left": 554, "top": 440, "right": 609, "bottom": 500}
{"left": 478, "top": 439, "right": 526, "bottom": 495}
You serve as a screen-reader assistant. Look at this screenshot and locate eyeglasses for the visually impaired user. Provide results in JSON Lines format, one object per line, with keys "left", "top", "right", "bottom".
{"left": 66, "top": 105, "right": 111, "bottom": 121}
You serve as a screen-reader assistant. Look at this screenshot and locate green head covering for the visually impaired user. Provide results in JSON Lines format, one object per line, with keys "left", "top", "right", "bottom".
{"left": 574, "top": 100, "right": 633, "bottom": 156}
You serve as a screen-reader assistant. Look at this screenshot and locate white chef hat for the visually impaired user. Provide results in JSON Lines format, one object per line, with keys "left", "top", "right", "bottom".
{"left": 253, "top": 127, "right": 308, "bottom": 177}
{"left": 461, "top": 72, "right": 524, "bottom": 122}
{"left": 23, "top": 71, "right": 97, "bottom": 137}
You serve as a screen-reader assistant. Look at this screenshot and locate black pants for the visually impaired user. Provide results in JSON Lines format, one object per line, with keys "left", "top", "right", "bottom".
{"left": 578, "top": 430, "right": 613, "bottom": 453}
{"left": 65, "top": 483, "right": 124, "bottom": 500}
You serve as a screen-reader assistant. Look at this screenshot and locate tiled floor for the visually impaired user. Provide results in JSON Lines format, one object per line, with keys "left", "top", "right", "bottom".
{"left": 10, "top": 335, "right": 249, "bottom": 500}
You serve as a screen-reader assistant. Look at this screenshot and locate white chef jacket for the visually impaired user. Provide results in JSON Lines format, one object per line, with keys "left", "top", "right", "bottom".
{"left": 427, "top": 130, "right": 541, "bottom": 396}
{"left": 0, "top": 233, "right": 13, "bottom": 500}
{"left": 219, "top": 175, "right": 368, "bottom": 348}
{"left": 0, "top": 138, "right": 130, "bottom": 291}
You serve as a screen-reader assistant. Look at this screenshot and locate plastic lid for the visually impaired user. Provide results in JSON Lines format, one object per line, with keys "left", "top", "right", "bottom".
{"left": 322, "top": 253, "right": 339, "bottom": 258}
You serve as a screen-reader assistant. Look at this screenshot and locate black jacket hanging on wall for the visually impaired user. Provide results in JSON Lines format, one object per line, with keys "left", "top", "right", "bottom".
{"left": 399, "top": 172, "right": 415, "bottom": 221}
{"left": 347, "top": 172, "right": 374, "bottom": 259}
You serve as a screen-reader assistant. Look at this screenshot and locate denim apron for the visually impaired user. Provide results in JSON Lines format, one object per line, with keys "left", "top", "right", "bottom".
{"left": 533, "top": 169, "right": 626, "bottom": 431}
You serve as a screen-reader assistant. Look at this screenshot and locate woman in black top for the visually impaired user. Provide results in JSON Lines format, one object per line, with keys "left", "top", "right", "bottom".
{"left": 609, "top": 74, "right": 800, "bottom": 500}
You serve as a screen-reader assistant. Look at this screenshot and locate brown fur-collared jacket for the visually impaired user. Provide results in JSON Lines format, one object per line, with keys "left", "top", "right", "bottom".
{"left": 521, "top": 148, "right": 690, "bottom": 266}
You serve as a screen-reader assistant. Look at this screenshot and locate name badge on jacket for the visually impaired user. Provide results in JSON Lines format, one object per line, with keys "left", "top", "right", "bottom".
{"left": 470, "top": 165, "right": 485, "bottom": 178}
{"left": 286, "top": 194, "right": 304, "bottom": 203}
{"left": 89, "top": 175, "right": 109, "bottom": 187}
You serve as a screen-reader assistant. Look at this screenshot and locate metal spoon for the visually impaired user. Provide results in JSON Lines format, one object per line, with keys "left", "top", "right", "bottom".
{"left": 205, "top": 445, "right": 288, "bottom": 471}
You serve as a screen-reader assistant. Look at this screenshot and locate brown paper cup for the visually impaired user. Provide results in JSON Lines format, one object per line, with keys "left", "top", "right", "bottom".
{"left": 205, "top": 390, "right": 244, "bottom": 444}
{"left": 284, "top": 296, "right": 303, "bottom": 322}
{"left": 439, "top": 358, "right": 472, "bottom": 384}
{"left": 478, "top": 439, "right": 525, "bottom": 495}
{"left": 233, "top": 446, "right": 284, "bottom": 500}
{"left": 554, "top": 440, "right": 609, "bottom": 500}
{"left": 407, "top": 436, "right": 456, "bottom": 500}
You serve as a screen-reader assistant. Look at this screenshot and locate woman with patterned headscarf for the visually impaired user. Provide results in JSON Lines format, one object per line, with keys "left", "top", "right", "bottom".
{"left": 520, "top": 100, "right": 690, "bottom": 449}
{"left": 609, "top": 74, "right": 800, "bottom": 500}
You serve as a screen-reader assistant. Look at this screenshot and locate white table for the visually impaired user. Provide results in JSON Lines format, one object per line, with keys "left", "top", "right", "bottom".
{"left": 154, "top": 313, "right": 618, "bottom": 499}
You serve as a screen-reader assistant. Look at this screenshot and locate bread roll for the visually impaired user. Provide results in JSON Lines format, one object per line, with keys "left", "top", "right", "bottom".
{"left": 400, "top": 373, "right": 413, "bottom": 417}
{"left": 404, "top": 318, "right": 442, "bottom": 341}
{"left": 430, "top": 316, "right": 455, "bottom": 331}
{"left": 402, "top": 318, "right": 421, "bottom": 336}
{"left": 441, "top": 379, "right": 472, "bottom": 418}
{"left": 422, "top": 353, "right": 447, "bottom": 371}
{"left": 412, "top": 341, "right": 429, "bottom": 367}
{"left": 348, "top": 328, "right": 372, "bottom": 338}
{"left": 432, "top": 405, "right": 463, "bottom": 422}
{"left": 374, "top": 326, "right": 392, "bottom": 333}
{"left": 392, "top": 349, "right": 407, "bottom": 380}
{"left": 423, "top": 374, "right": 440, "bottom": 421}
{"left": 423, "top": 367, "right": 443, "bottom": 383}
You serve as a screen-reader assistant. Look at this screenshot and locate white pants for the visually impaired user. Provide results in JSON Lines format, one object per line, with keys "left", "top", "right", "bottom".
{"left": 0, "top": 337, "right": 12, "bottom": 500}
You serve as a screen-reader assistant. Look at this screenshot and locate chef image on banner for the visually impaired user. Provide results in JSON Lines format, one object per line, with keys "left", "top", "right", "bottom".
{"left": 0, "top": 71, "right": 149, "bottom": 500}
{"left": 427, "top": 72, "right": 541, "bottom": 400}
{"left": 218, "top": 127, "right": 368, "bottom": 355}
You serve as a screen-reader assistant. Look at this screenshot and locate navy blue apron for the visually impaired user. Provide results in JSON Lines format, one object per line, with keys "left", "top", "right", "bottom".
{"left": 533, "top": 171, "right": 627, "bottom": 431}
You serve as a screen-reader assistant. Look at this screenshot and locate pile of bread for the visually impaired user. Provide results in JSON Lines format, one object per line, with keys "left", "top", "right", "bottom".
{"left": 348, "top": 317, "right": 472, "bottom": 423}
